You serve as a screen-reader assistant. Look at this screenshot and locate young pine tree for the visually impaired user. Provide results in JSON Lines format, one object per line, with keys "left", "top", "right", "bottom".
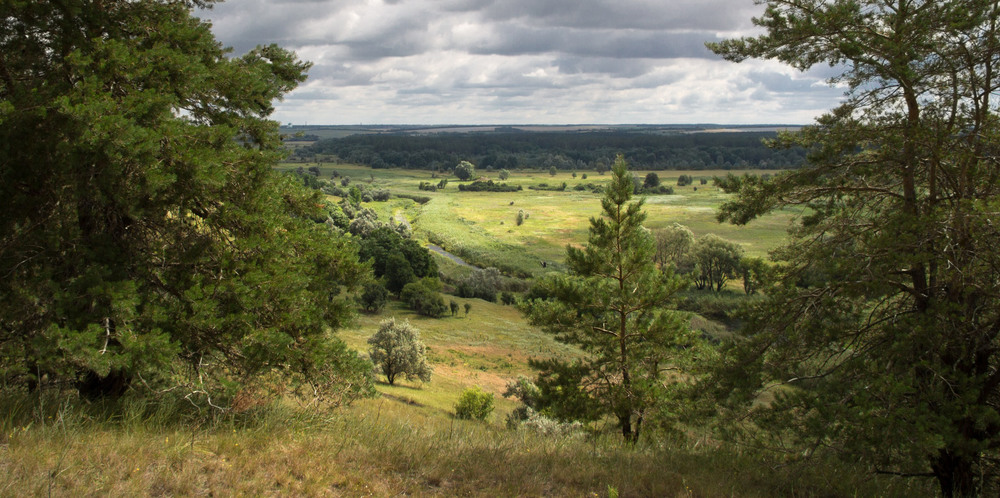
{"left": 523, "top": 155, "right": 695, "bottom": 443}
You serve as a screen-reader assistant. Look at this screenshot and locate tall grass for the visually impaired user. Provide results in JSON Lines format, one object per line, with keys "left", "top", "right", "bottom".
{"left": 0, "top": 391, "right": 935, "bottom": 496}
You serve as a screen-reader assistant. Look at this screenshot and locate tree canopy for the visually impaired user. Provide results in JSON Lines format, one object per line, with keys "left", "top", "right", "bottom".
{"left": 0, "top": 0, "right": 373, "bottom": 405}
{"left": 708, "top": 1, "right": 1000, "bottom": 495}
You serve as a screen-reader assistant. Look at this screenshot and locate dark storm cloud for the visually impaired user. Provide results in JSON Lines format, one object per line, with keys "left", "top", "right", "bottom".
{"left": 199, "top": 0, "right": 844, "bottom": 124}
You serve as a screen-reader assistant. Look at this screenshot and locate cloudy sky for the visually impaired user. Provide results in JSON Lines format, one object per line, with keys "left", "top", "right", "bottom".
{"left": 199, "top": 0, "right": 846, "bottom": 125}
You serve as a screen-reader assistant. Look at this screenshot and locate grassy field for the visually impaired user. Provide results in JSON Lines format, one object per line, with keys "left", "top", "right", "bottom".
{"left": 1, "top": 393, "right": 934, "bottom": 497}
{"left": 281, "top": 162, "right": 797, "bottom": 277}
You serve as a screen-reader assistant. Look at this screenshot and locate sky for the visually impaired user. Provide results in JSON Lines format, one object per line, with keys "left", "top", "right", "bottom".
{"left": 198, "top": 0, "right": 847, "bottom": 126}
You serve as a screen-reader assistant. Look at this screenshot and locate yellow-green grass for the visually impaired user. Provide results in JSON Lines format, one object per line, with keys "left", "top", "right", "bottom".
{"left": 338, "top": 298, "right": 582, "bottom": 417}
{"left": 1, "top": 395, "right": 932, "bottom": 497}
{"left": 284, "top": 163, "right": 795, "bottom": 277}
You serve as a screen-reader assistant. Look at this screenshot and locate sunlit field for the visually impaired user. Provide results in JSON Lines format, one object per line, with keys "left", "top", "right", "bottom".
{"left": 278, "top": 162, "right": 798, "bottom": 277}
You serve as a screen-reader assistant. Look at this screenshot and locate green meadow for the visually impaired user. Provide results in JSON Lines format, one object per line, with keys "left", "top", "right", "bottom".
{"left": 284, "top": 162, "right": 797, "bottom": 277}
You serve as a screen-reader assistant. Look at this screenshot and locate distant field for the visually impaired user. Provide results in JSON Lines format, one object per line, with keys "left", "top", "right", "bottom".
{"left": 278, "top": 162, "right": 796, "bottom": 277}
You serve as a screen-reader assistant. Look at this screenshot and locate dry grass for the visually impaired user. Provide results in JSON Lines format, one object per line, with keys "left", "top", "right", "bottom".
{"left": 0, "top": 394, "right": 933, "bottom": 497}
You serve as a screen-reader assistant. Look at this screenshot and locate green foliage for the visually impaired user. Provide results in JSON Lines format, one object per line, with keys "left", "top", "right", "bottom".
{"left": 652, "top": 223, "right": 695, "bottom": 272}
{"left": 510, "top": 360, "right": 602, "bottom": 423}
{"left": 367, "top": 318, "right": 432, "bottom": 386}
{"left": 454, "top": 386, "right": 494, "bottom": 421}
{"left": 522, "top": 155, "right": 696, "bottom": 443}
{"left": 548, "top": 166, "right": 558, "bottom": 176}
{"left": 708, "top": 1, "right": 1000, "bottom": 495}
{"left": 643, "top": 172, "right": 660, "bottom": 189}
{"left": 677, "top": 174, "right": 694, "bottom": 187}
{"left": 457, "top": 180, "right": 521, "bottom": 192}
{"left": 498, "top": 169, "right": 510, "bottom": 180}
{"left": 400, "top": 278, "right": 449, "bottom": 318}
{"left": 359, "top": 282, "right": 389, "bottom": 313}
{"left": 456, "top": 267, "right": 503, "bottom": 302}
{"left": 738, "top": 256, "right": 769, "bottom": 296}
{"left": 358, "top": 226, "right": 438, "bottom": 294}
{"left": 691, "top": 234, "right": 743, "bottom": 292}
{"left": 454, "top": 160, "right": 475, "bottom": 181}
{"left": 303, "top": 130, "right": 808, "bottom": 171}
{"left": 0, "top": 0, "right": 372, "bottom": 404}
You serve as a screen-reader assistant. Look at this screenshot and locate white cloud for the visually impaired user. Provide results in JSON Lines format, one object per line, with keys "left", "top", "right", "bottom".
{"left": 199, "top": 0, "right": 844, "bottom": 124}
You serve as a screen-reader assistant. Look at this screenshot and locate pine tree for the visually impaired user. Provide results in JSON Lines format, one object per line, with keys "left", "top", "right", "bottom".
{"left": 524, "top": 155, "right": 693, "bottom": 443}
{"left": 708, "top": 1, "right": 1000, "bottom": 494}
{"left": 0, "top": 0, "right": 373, "bottom": 405}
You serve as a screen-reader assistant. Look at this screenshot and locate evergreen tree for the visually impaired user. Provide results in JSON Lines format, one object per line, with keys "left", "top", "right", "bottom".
{"left": 0, "top": 0, "right": 372, "bottom": 404}
{"left": 523, "top": 155, "right": 693, "bottom": 443}
{"left": 709, "top": 1, "right": 1000, "bottom": 495}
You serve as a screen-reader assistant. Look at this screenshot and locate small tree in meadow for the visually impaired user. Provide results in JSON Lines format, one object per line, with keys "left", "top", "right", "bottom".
{"left": 455, "top": 386, "right": 494, "bottom": 420}
{"left": 643, "top": 172, "right": 660, "bottom": 189}
{"left": 367, "top": 318, "right": 432, "bottom": 386}
{"left": 498, "top": 169, "right": 510, "bottom": 180}
{"left": 548, "top": 166, "right": 557, "bottom": 176}
{"left": 450, "top": 299, "right": 459, "bottom": 317}
{"left": 464, "top": 302, "right": 472, "bottom": 316}
{"left": 454, "top": 161, "right": 475, "bottom": 180}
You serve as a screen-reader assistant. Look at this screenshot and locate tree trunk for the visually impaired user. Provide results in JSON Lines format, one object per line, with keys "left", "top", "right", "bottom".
{"left": 932, "top": 450, "right": 977, "bottom": 498}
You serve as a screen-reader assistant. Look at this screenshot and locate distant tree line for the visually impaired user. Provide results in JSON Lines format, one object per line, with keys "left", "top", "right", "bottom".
{"left": 296, "top": 131, "right": 807, "bottom": 171}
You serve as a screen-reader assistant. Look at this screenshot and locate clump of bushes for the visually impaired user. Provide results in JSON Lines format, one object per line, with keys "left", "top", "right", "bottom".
{"left": 456, "top": 268, "right": 503, "bottom": 302}
{"left": 528, "top": 182, "right": 566, "bottom": 191}
{"left": 458, "top": 180, "right": 521, "bottom": 192}
{"left": 455, "top": 386, "right": 495, "bottom": 420}
{"left": 401, "top": 278, "right": 449, "bottom": 318}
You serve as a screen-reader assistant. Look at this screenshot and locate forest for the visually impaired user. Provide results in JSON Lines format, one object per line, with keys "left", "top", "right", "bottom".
{"left": 295, "top": 128, "right": 809, "bottom": 171}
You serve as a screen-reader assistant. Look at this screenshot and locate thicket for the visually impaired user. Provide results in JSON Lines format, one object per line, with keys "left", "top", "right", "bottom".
{"left": 457, "top": 180, "right": 522, "bottom": 192}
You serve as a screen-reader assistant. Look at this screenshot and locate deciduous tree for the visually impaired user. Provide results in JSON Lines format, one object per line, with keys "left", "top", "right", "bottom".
{"left": 454, "top": 160, "right": 475, "bottom": 181}
{"left": 367, "top": 318, "right": 431, "bottom": 386}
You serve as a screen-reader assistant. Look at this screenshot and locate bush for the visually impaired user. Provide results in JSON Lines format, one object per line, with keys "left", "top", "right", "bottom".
{"left": 456, "top": 267, "right": 503, "bottom": 302}
{"left": 358, "top": 282, "right": 389, "bottom": 313}
{"left": 455, "top": 386, "right": 494, "bottom": 420}
{"left": 401, "top": 278, "right": 448, "bottom": 318}
{"left": 457, "top": 180, "right": 521, "bottom": 192}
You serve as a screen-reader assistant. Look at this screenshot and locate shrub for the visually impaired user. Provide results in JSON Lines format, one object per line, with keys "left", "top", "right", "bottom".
{"left": 401, "top": 278, "right": 448, "bottom": 318}
{"left": 500, "top": 291, "right": 518, "bottom": 305}
{"left": 358, "top": 282, "right": 389, "bottom": 313}
{"left": 456, "top": 267, "right": 503, "bottom": 302}
{"left": 457, "top": 180, "right": 521, "bottom": 192}
{"left": 643, "top": 172, "right": 660, "bottom": 188}
{"left": 455, "top": 386, "right": 494, "bottom": 420}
